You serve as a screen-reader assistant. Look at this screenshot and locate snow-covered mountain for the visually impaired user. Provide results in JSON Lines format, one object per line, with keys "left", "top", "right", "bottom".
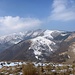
{"left": 0, "top": 32, "right": 25, "bottom": 44}
{"left": 0, "top": 29, "right": 62, "bottom": 53}
{"left": 29, "top": 36, "right": 56, "bottom": 59}
{"left": 0, "top": 29, "right": 61, "bottom": 44}
{"left": 0, "top": 29, "right": 73, "bottom": 62}
{"left": 0, "top": 29, "right": 43, "bottom": 52}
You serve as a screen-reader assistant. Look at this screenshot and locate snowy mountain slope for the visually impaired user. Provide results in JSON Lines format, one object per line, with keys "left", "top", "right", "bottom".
{"left": 0, "top": 30, "right": 44, "bottom": 52}
{"left": 0, "top": 29, "right": 74, "bottom": 62}
{"left": 0, "top": 29, "right": 61, "bottom": 44}
{"left": 0, "top": 30, "right": 42, "bottom": 44}
{"left": 0, "top": 29, "right": 61, "bottom": 52}
{"left": 43, "top": 30, "right": 61, "bottom": 39}
{"left": 29, "top": 36, "right": 56, "bottom": 59}
{"left": 28, "top": 30, "right": 64, "bottom": 60}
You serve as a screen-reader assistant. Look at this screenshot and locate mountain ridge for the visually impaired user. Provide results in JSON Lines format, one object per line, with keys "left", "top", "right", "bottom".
{"left": 0, "top": 29, "right": 75, "bottom": 63}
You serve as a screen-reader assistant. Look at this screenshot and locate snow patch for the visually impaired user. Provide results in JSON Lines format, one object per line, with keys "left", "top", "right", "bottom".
{"left": 61, "top": 33, "right": 67, "bottom": 36}
{"left": 29, "top": 36, "right": 55, "bottom": 59}
{"left": 43, "top": 30, "right": 54, "bottom": 39}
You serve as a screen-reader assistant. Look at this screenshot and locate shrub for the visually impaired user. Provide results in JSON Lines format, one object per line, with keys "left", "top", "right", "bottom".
{"left": 22, "top": 63, "right": 38, "bottom": 75}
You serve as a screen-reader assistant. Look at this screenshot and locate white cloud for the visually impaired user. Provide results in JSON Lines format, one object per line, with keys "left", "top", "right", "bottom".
{"left": 49, "top": 0, "right": 75, "bottom": 21}
{"left": 0, "top": 16, "right": 42, "bottom": 34}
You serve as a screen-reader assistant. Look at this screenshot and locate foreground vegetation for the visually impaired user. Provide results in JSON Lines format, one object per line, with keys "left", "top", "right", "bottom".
{"left": 0, "top": 62, "right": 75, "bottom": 75}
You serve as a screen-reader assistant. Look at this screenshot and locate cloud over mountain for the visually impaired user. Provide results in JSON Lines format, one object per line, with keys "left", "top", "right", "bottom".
{"left": 49, "top": 0, "right": 75, "bottom": 21}
{"left": 0, "top": 16, "right": 42, "bottom": 34}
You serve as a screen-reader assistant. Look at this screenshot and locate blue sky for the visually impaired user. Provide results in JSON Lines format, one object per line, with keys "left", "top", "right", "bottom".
{"left": 0, "top": 0, "right": 75, "bottom": 35}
